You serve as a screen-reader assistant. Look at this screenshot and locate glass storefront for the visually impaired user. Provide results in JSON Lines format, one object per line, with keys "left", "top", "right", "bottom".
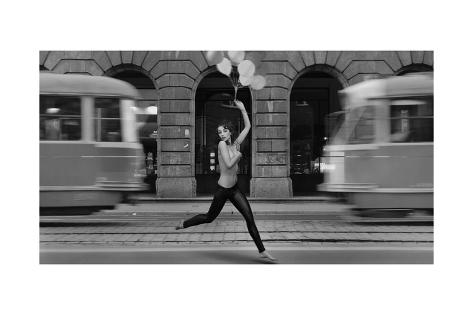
{"left": 290, "top": 72, "right": 343, "bottom": 195}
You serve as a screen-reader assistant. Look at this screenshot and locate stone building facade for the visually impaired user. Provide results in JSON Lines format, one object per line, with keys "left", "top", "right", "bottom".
{"left": 39, "top": 51, "right": 434, "bottom": 198}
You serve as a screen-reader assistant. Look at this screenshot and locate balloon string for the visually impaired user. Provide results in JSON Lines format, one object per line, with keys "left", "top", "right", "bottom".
{"left": 231, "top": 67, "right": 238, "bottom": 102}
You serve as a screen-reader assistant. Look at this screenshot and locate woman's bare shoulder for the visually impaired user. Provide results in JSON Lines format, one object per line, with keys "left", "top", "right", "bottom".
{"left": 218, "top": 141, "right": 228, "bottom": 150}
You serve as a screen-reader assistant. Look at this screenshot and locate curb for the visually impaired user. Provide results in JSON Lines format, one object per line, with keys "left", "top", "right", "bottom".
{"left": 110, "top": 201, "right": 353, "bottom": 214}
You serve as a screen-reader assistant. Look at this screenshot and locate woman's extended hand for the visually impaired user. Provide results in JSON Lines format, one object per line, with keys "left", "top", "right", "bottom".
{"left": 233, "top": 100, "right": 245, "bottom": 111}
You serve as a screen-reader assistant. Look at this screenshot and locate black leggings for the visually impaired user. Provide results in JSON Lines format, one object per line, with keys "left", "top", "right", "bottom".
{"left": 183, "top": 184, "right": 265, "bottom": 253}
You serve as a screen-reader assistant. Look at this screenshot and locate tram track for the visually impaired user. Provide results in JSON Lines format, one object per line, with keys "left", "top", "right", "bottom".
{"left": 39, "top": 213, "right": 433, "bottom": 225}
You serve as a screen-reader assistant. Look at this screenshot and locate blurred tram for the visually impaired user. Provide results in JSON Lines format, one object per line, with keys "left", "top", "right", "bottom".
{"left": 319, "top": 73, "right": 433, "bottom": 211}
{"left": 40, "top": 73, "right": 147, "bottom": 208}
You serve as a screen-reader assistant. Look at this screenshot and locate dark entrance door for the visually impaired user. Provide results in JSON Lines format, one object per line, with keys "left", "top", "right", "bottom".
{"left": 290, "top": 72, "right": 342, "bottom": 195}
{"left": 109, "top": 69, "right": 158, "bottom": 192}
{"left": 195, "top": 72, "right": 252, "bottom": 195}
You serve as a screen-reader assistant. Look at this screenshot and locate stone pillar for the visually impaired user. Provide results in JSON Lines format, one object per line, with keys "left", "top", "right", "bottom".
{"left": 248, "top": 52, "right": 306, "bottom": 198}
{"left": 156, "top": 96, "right": 196, "bottom": 198}
{"left": 250, "top": 99, "right": 293, "bottom": 198}
{"left": 152, "top": 53, "right": 213, "bottom": 198}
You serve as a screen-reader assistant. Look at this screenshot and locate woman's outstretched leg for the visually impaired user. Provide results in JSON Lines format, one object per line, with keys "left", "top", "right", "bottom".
{"left": 176, "top": 186, "right": 227, "bottom": 229}
{"left": 229, "top": 188, "right": 268, "bottom": 254}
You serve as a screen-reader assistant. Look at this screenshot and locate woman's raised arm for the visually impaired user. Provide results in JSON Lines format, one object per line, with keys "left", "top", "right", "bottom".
{"left": 233, "top": 100, "right": 251, "bottom": 146}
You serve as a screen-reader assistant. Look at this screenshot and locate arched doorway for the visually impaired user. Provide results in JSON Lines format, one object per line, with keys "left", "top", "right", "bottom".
{"left": 195, "top": 71, "right": 252, "bottom": 195}
{"left": 290, "top": 71, "right": 343, "bottom": 195}
{"left": 107, "top": 68, "right": 158, "bottom": 192}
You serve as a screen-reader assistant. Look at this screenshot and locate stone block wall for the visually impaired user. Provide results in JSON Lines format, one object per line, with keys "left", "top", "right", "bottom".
{"left": 40, "top": 50, "right": 433, "bottom": 197}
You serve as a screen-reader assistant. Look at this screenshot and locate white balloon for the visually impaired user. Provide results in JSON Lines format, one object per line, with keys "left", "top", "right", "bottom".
{"left": 250, "top": 75, "right": 266, "bottom": 90}
{"left": 237, "top": 60, "right": 255, "bottom": 77}
{"left": 227, "top": 51, "right": 245, "bottom": 64}
{"left": 205, "top": 51, "right": 224, "bottom": 65}
{"left": 216, "top": 58, "right": 232, "bottom": 76}
{"left": 239, "top": 75, "right": 253, "bottom": 86}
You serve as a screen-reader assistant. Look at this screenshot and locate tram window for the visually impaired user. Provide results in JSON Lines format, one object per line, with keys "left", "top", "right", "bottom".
{"left": 347, "top": 106, "right": 375, "bottom": 144}
{"left": 40, "top": 95, "right": 81, "bottom": 141}
{"left": 94, "top": 98, "right": 122, "bottom": 142}
{"left": 390, "top": 99, "right": 433, "bottom": 142}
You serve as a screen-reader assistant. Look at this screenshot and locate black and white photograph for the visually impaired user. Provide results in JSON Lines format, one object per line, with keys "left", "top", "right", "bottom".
{"left": 39, "top": 50, "right": 434, "bottom": 264}
{"left": 3, "top": 1, "right": 472, "bottom": 315}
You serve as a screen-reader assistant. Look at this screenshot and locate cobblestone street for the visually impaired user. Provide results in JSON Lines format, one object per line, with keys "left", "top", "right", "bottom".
{"left": 40, "top": 211, "right": 433, "bottom": 248}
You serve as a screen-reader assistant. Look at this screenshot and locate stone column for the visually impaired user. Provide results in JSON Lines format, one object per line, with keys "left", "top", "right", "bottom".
{"left": 250, "top": 99, "right": 293, "bottom": 198}
{"left": 249, "top": 52, "right": 308, "bottom": 198}
{"left": 156, "top": 93, "right": 196, "bottom": 198}
{"left": 151, "top": 54, "right": 208, "bottom": 198}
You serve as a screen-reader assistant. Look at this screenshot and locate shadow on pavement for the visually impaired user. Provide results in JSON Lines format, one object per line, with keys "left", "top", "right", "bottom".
{"left": 40, "top": 207, "right": 108, "bottom": 216}
{"left": 40, "top": 222, "right": 129, "bottom": 227}
{"left": 201, "top": 251, "right": 278, "bottom": 264}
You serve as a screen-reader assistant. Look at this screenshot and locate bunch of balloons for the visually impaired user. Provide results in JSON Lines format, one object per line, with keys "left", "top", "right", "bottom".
{"left": 205, "top": 51, "right": 266, "bottom": 101}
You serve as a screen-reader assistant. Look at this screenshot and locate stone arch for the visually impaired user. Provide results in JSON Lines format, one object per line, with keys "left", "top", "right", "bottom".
{"left": 289, "top": 64, "right": 349, "bottom": 91}
{"left": 299, "top": 51, "right": 317, "bottom": 68}
{"left": 103, "top": 64, "right": 158, "bottom": 90}
{"left": 305, "top": 65, "right": 347, "bottom": 88}
{"left": 395, "top": 63, "right": 433, "bottom": 75}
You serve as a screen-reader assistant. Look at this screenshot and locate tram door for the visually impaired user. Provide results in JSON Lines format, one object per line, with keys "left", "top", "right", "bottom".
{"left": 290, "top": 72, "right": 342, "bottom": 195}
{"left": 195, "top": 73, "right": 252, "bottom": 195}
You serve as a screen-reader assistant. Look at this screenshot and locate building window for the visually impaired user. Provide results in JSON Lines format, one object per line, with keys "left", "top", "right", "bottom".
{"left": 40, "top": 95, "right": 81, "bottom": 140}
{"left": 94, "top": 98, "right": 122, "bottom": 142}
{"left": 390, "top": 98, "right": 433, "bottom": 142}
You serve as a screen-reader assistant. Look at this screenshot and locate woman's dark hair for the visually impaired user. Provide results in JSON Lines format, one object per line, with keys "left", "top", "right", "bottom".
{"left": 216, "top": 120, "right": 234, "bottom": 135}
{"left": 215, "top": 120, "right": 236, "bottom": 143}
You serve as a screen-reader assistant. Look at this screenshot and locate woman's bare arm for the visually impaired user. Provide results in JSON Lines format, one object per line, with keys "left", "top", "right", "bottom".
{"left": 218, "top": 141, "right": 241, "bottom": 168}
{"left": 233, "top": 100, "right": 251, "bottom": 146}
